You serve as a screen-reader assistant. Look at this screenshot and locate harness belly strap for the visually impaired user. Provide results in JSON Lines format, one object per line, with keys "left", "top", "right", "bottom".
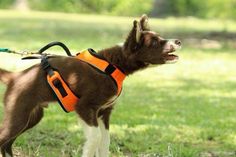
{"left": 41, "top": 56, "right": 79, "bottom": 112}
{"left": 47, "top": 71, "right": 79, "bottom": 112}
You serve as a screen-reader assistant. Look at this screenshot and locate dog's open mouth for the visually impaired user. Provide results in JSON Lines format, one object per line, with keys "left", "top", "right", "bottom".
{"left": 163, "top": 49, "right": 179, "bottom": 64}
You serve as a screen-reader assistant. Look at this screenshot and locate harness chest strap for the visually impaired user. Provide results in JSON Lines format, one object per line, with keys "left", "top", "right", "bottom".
{"left": 75, "top": 49, "right": 126, "bottom": 95}
{"left": 44, "top": 49, "right": 126, "bottom": 113}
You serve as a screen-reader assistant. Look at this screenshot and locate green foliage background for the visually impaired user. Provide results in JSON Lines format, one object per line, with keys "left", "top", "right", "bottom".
{"left": 0, "top": 0, "right": 236, "bottom": 19}
{"left": 29, "top": 0, "right": 153, "bottom": 16}
{"left": 0, "top": 0, "right": 14, "bottom": 8}
{"left": 162, "top": 0, "right": 236, "bottom": 19}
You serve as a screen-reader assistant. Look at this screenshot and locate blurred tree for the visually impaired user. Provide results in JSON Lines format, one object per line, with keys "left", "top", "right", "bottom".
{"left": 150, "top": 0, "right": 236, "bottom": 19}
{"left": 150, "top": 0, "right": 172, "bottom": 17}
{"left": 14, "top": 0, "right": 29, "bottom": 10}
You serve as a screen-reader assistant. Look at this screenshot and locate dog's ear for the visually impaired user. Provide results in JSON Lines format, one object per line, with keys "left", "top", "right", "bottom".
{"left": 123, "top": 19, "right": 144, "bottom": 53}
{"left": 139, "top": 14, "right": 150, "bottom": 31}
{"left": 135, "top": 14, "right": 150, "bottom": 43}
{"left": 134, "top": 20, "right": 142, "bottom": 43}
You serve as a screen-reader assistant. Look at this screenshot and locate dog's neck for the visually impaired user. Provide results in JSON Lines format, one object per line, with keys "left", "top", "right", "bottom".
{"left": 98, "top": 46, "right": 148, "bottom": 75}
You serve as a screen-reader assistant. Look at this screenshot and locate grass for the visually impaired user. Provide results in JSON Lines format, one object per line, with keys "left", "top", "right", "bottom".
{"left": 0, "top": 9, "right": 236, "bottom": 157}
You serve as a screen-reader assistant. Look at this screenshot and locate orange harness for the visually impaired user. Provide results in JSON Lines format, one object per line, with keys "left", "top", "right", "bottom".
{"left": 43, "top": 49, "right": 126, "bottom": 113}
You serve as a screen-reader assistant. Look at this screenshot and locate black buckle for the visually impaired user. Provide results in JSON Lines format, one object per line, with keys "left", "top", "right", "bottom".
{"left": 41, "top": 56, "right": 54, "bottom": 76}
{"left": 105, "top": 64, "right": 116, "bottom": 74}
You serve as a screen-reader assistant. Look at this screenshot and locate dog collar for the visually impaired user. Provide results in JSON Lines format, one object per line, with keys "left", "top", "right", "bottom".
{"left": 76, "top": 49, "right": 126, "bottom": 95}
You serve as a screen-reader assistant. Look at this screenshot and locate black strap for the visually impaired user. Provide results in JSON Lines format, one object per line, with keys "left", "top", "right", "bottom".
{"left": 105, "top": 64, "right": 116, "bottom": 74}
{"left": 21, "top": 56, "right": 42, "bottom": 60}
{"left": 52, "top": 79, "right": 68, "bottom": 97}
{"left": 22, "top": 55, "right": 58, "bottom": 60}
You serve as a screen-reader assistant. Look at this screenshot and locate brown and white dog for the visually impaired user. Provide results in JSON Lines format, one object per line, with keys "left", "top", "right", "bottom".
{"left": 0, "top": 15, "right": 181, "bottom": 157}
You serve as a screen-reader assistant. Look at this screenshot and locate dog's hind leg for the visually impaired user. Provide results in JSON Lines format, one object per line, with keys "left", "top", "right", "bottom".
{"left": 0, "top": 110, "right": 30, "bottom": 157}
{"left": 0, "top": 106, "right": 44, "bottom": 157}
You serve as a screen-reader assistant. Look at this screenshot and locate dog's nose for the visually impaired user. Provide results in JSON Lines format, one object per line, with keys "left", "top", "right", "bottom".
{"left": 175, "top": 39, "right": 181, "bottom": 46}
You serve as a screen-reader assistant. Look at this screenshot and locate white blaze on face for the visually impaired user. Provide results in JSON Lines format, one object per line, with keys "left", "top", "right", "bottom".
{"left": 163, "top": 39, "right": 181, "bottom": 64}
{"left": 163, "top": 39, "right": 181, "bottom": 53}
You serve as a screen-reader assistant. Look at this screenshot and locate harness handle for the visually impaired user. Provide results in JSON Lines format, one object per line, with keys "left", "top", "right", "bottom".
{"left": 38, "top": 41, "right": 72, "bottom": 56}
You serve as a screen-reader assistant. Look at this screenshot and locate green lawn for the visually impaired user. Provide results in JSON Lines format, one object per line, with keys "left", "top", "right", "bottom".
{"left": 0, "top": 10, "right": 236, "bottom": 157}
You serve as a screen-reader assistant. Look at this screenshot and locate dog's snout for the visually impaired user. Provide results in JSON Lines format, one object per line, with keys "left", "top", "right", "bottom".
{"left": 175, "top": 39, "right": 181, "bottom": 46}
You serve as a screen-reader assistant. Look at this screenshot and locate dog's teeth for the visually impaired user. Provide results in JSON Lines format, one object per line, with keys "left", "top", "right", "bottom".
{"left": 166, "top": 60, "right": 178, "bottom": 64}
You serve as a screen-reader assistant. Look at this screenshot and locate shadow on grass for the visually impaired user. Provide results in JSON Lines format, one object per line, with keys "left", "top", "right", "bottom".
{"left": 110, "top": 77, "right": 236, "bottom": 156}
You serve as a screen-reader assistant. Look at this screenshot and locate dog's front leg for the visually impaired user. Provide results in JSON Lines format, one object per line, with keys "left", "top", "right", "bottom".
{"left": 76, "top": 99, "right": 102, "bottom": 157}
{"left": 80, "top": 120, "right": 102, "bottom": 157}
{"left": 79, "top": 116, "right": 110, "bottom": 157}
{"left": 96, "top": 107, "right": 112, "bottom": 157}
{"left": 97, "top": 118, "right": 110, "bottom": 157}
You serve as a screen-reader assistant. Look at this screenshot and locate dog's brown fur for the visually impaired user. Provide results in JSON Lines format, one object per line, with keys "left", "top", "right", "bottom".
{"left": 0, "top": 15, "right": 181, "bottom": 157}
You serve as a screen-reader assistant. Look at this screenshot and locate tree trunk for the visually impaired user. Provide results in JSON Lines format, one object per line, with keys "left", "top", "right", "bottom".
{"left": 14, "top": 0, "right": 30, "bottom": 11}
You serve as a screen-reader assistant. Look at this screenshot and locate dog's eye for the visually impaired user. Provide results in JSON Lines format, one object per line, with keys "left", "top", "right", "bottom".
{"left": 151, "top": 40, "right": 158, "bottom": 47}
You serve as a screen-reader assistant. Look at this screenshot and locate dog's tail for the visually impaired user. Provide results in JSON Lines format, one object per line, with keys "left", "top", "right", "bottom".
{"left": 0, "top": 68, "right": 13, "bottom": 85}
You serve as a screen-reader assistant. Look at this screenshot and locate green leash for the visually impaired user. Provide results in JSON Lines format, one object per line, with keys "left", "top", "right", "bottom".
{"left": 0, "top": 48, "right": 19, "bottom": 54}
{"left": 0, "top": 48, "right": 10, "bottom": 52}
{"left": 0, "top": 48, "right": 39, "bottom": 55}
{"left": 0, "top": 42, "right": 73, "bottom": 57}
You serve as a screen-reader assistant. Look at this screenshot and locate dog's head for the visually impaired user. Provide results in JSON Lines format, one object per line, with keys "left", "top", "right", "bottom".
{"left": 123, "top": 15, "right": 181, "bottom": 65}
